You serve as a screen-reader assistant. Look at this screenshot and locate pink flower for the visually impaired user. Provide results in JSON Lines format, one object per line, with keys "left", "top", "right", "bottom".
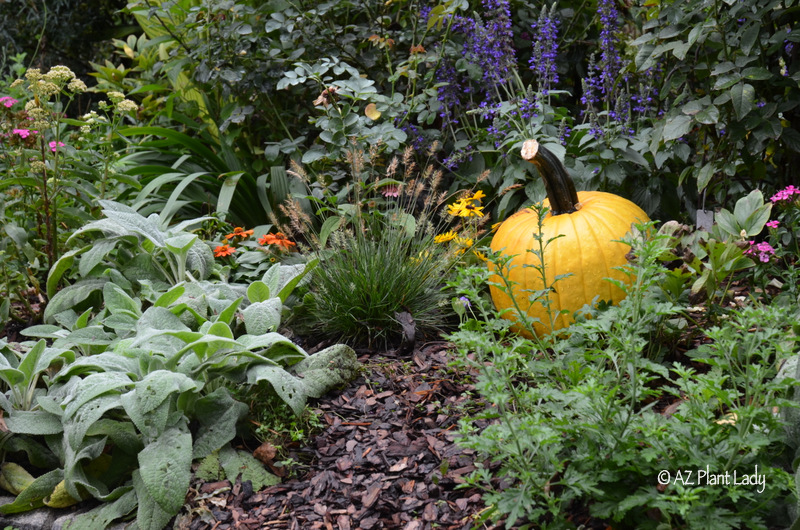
{"left": 770, "top": 185, "right": 800, "bottom": 203}
{"left": 766, "top": 220, "right": 779, "bottom": 229}
{"left": 0, "top": 96, "right": 18, "bottom": 108}
{"left": 49, "top": 141, "right": 65, "bottom": 152}
{"left": 12, "top": 128, "right": 35, "bottom": 138}
{"left": 745, "top": 241, "right": 776, "bottom": 263}
{"left": 381, "top": 185, "right": 400, "bottom": 198}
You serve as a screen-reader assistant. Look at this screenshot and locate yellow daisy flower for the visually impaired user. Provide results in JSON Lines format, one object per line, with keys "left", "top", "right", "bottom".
{"left": 435, "top": 230, "right": 458, "bottom": 243}
{"left": 446, "top": 199, "right": 468, "bottom": 216}
{"left": 470, "top": 190, "right": 486, "bottom": 202}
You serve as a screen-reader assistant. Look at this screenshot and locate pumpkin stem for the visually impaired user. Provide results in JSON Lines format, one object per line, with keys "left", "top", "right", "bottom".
{"left": 521, "top": 139, "right": 580, "bottom": 215}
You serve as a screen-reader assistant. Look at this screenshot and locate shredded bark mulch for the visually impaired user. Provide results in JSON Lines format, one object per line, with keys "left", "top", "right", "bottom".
{"left": 177, "top": 342, "right": 499, "bottom": 530}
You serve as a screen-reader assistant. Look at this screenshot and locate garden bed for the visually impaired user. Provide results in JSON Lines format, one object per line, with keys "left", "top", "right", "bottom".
{"left": 174, "top": 342, "right": 499, "bottom": 530}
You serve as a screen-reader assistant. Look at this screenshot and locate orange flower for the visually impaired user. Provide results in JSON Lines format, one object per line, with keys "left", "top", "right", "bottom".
{"left": 214, "top": 244, "right": 236, "bottom": 257}
{"left": 258, "top": 232, "right": 296, "bottom": 250}
{"left": 225, "top": 226, "right": 254, "bottom": 240}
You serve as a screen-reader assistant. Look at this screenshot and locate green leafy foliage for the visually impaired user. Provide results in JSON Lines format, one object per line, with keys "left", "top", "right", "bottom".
{"left": 0, "top": 209, "right": 358, "bottom": 528}
{"left": 448, "top": 225, "right": 799, "bottom": 529}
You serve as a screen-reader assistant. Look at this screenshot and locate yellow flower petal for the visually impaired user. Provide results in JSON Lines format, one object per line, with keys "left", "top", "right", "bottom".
{"left": 365, "top": 103, "right": 381, "bottom": 120}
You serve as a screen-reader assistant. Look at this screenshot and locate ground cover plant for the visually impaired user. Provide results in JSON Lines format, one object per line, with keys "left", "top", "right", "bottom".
{"left": 0, "top": 0, "right": 800, "bottom": 528}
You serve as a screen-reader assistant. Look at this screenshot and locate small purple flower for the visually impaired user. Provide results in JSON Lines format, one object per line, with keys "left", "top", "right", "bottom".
{"left": 458, "top": 296, "right": 471, "bottom": 308}
{"left": 529, "top": 4, "right": 559, "bottom": 94}
{"left": 770, "top": 185, "right": 800, "bottom": 203}
{"left": 745, "top": 241, "right": 776, "bottom": 263}
{"left": 12, "top": 128, "right": 35, "bottom": 138}
{"left": 766, "top": 220, "right": 780, "bottom": 229}
{"left": 597, "top": 0, "right": 623, "bottom": 96}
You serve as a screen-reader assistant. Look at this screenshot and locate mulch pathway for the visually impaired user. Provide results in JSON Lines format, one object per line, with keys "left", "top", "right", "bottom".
{"left": 176, "top": 342, "right": 501, "bottom": 530}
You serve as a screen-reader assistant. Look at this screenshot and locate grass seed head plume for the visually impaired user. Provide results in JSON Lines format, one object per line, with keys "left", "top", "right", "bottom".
{"left": 287, "top": 159, "right": 309, "bottom": 184}
{"left": 278, "top": 197, "right": 312, "bottom": 237}
{"left": 299, "top": 141, "right": 461, "bottom": 347}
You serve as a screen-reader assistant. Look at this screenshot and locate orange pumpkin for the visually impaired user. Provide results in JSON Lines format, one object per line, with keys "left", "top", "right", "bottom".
{"left": 489, "top": 139, "right": 650, "bottom": 337}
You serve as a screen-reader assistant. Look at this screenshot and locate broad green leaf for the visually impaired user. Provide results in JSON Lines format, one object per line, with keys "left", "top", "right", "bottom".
{"left": 730, "top": 83, "right": 755, "bottom": 120}
{"left": 246, "top": 364, "right": 307, "bottom": 415}
{"left": 192, "top": 388, "right": 248, "bottom": 459}
{"left": 216, "top": 172, "right": 245, "bottom": 220}
{"left": 3, "top": 435, "right": 60, "bottom": 469}
{"left": 740, "top": 23, "right": 761, "bottom": 55}
{"left": 47, "top": 247, "right": 87, "bottom": 299}
{"left": 74, "top": 307, "right": 94, "bottom": 329}
{"left": 36, "top": 395, "right": 64, "bottom": 417}
{"left": 247, "top": 281, "right": 271, "bottom": 303}
{"left": 0, "top": 469, "right": 64, "bottom": 514}
{"left": 237, "top": 332, "right": 307, "bottom": 364}
{"left": 242, "top": 299, "right": 282, "bottom": 336}
{"left": 734, "top": 189, "right": 766, "bottom": 226}
{"left": 214, "top": 295, "right": 244, "bottom": 327}
{"left": 17, "top": 339, "right": 46, "bottom": 382}
{"left": 29, "top": 346, "right": 75, "bottom": 384}
{"left": 103, "top": 282, "right": 141, "bottom": 316}
{"left": 55, "top": 353, "right": 140, "bottom": 381}
{"left": 291, "top": 344, "right": 360, "bottom": 399}
{"left": 44, "top": 278, "right": 109, "bottom": 324}
{"left": 62, "top": 488, "right": 137, "bottom": 530}
{"left": 262, "top": 263, "right": 281, "bottom": 298}
{"left": 276, "top": 261, "right": 316, "bottom": 303}
{"left": 6, "top": 410, "right": 64, "bottom": 435}
{"left": 79, "top": 239, "right": 119, "bottom": 278}
{"left": 3, "top": 223, "right": 28, "bottom": 248}
{"left": 317, "top": 216, "right": 342, "bottom": 248}
{"left": 164, "top": 233, "right": 197, "bottom": 256}
{"left": 103, "top": 313, "right": 139, "bottom": 335}
{"left": 696, "top": 162, "right": 717, "bottom": 192}
{"left": 185, "top": 240, "right": 214, "bottom": 280}
{"left": 134, "top": 370, "right": 199, "bottom": 414}
{"left": 120, "top": 391, "right": 171, "bottom": 440}
{"left": 742, "top": 67, "right": 772, "bottom": 80}
{"left": 86, "top": 419, "right": 144, "bottom": 455}
{"left": 64, "top": 372, "right": 133, "bottom": 420}
{"left": 133, "top": 306, "right": 192, "bottom": 354}
{"left": 62, "top": 434, "right": 108, "bottom": 499}
{"left": 64, "top": 394, "right": 122, "bottom": 448}
{"left": 714, "top": 208, "right": 740, "bottom": 239}
{"left": 218, "top": 445, "right": 279, "bottom": 491}
{"left": 137, "top": 425, "right": 193, "bottom": 514}
{"left": 98, "top": 200, "right": 166, "bottom": 247}
{"left": 169, "top": 334, "right": 241, "bottom": 365}
{"left": 694, "top": 105, "right": 720, "bottom": 125}
{"left": 662, "top": 115, "right": 692, "bottom": 141}
{"left": 21, "top": 325, "right": 68, "bottom": 340}
{"left": 54, "top": 326, "right": 115, "bottom": 351}
{"left": 154, "top": 284, "right": 186, "bottom": 308}
{"left": 132, "top": 470, "right": 174, "bottom": 530}
{"left": 0, "top": 362, "right": 24, "bottom": 389}
{"left": 634, "top": 43, "right": 656, "bottom": 70}
{"left": 207, "top": 321, "right": 234, "bottom": 339}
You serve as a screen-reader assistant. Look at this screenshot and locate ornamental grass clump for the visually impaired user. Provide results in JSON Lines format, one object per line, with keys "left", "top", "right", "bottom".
{"left": 285, "top": 143, "right": 488, "bottom": 348}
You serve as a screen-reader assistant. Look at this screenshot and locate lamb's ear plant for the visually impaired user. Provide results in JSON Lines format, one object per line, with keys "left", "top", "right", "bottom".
{"left": 43, "top": 200, "right": 216, "bottom": 323}
{"left": 0, "top": 238, "right": 355, "bottom": 529}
